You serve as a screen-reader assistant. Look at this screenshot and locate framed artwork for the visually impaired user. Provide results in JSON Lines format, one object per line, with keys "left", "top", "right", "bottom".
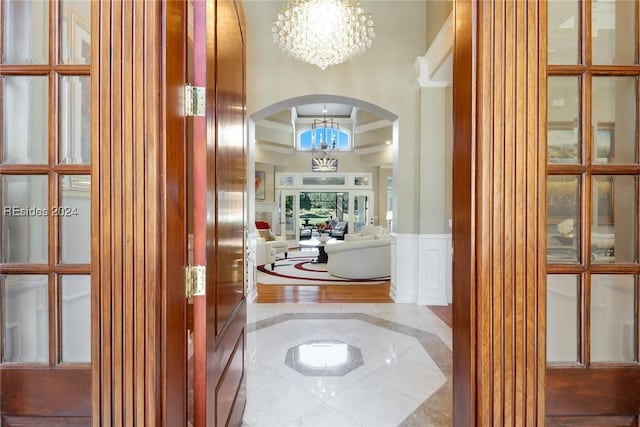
{"left": 255, "top": 171, "right": 265, "bottom": 201}
{"left": 593, "top": 176, "right": 614, "bottom": 225}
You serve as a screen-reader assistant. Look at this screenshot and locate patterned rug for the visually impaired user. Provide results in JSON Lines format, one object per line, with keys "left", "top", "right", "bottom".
{"left": 256, "top": 250, "right": 390, "bottom": 286}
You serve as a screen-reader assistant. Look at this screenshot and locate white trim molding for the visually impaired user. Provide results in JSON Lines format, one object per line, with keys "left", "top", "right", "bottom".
{"left": 417, "top": 234, "right": 452, "bottom": 306}
{"left": 389, "top": 233, "right": 419, "bottom": 303}
{"left": 389, "top": 233, "right": 452, "bottom": 305}
{"left": 415, "top": 11, "right": 453, "bottom": 87}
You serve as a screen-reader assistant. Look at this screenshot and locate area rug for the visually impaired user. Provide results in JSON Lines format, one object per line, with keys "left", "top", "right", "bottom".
{"left": 256, "top": 250, "right": 390, "bottom": 286}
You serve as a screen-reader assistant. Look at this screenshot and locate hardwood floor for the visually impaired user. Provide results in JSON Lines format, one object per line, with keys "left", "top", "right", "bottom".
{"left": 254, "top": 283, "right": 452, "bottom": 329}
{"left": 255, "top": 282, "right": 393, "bottom": 303}
{"left": 428, "top": 304, "right": 453, "bottom": 328}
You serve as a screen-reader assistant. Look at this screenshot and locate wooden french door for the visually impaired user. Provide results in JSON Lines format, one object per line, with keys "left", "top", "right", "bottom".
{"left": 545, "top": 0, "right": 640, "bottom": 424}
{"left": 0, "top": 0, "right": 91, "bottom": 423}
{"left": 192, "top": 0, "right": 247, "bottom": 425}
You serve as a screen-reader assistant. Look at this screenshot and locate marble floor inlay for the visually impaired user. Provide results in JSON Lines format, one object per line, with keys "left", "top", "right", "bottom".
{"left": 285, "top": 340, "right": 364, "bottom": 377}
{"left": 243, "top": 303, "right": 452, "bottom": 427}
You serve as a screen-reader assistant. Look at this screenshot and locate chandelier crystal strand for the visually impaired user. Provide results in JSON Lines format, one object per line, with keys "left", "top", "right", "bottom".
{"left": 272, "top": 0, "right": 375, "bottom": 70}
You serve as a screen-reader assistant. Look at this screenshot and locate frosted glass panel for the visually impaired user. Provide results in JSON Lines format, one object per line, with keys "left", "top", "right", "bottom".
{"left": 592, "top": 77, "right": 637, "bottom": 164}
{"left": 547, "top": 176, "right": 580, "bottom": 263}
{"left": 59, "top": 76, "right": 91, "bottom": 164}
{"left": 2, "top": 76, "right": 48, "bottom": 164}
{"left": 548, "top": 0, "right": 580, "bottom": 65}
{"left": 548, "top": 77, "right": 580, "bottom": 164}
{"left": 591, "top": 176, "right": 637, "bottom": 264}
{"left": 1, "top": 175, "right": 48, "bottom": 263}
{"left": 1, "top": 0, "right": 49, "bottom": 64}
{"left": 547, "top": 275, "right": 579, "bottom": 363}
{"left": 2, "top": 275, "right": 48, "bottom": 363}
{"left": 591, "top": 275, "right": 636, "bottom": 363}
{"left": 60, "top": 0, "right": 91, "bottom": 64}
{"left": 592, "top": 0, "right": 637, "bottom": 65}
{"left": 60, "top": 176, "right": 90, "bottom": 263}
{"left": 60, "top": 275, "right": 90, "bottom": 363}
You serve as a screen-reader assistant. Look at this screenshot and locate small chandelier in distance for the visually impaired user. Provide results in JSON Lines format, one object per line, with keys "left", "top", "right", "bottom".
{"left": 310, "top": 105, "right": 340, "bottom": 172}
{"left": 272, "top": 0, "right": 375, "bottom": 70}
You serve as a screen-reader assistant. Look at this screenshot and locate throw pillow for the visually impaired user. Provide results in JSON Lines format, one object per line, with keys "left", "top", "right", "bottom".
{"left": 258, "top": 229, "right": 275, "bottom": 241}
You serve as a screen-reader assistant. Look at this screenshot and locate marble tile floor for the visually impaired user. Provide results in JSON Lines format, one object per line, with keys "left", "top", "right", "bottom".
{"left": 242, "top": 303, "right": 452, "bottom": 427}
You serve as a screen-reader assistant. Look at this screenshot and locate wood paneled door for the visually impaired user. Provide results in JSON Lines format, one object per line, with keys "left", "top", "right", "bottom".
{"left": 545, "top": 0, "right": 640, "bottom": 424}
{"left": 192, "top": 0, "right": 247, "bottom": 425}
{"left": 0, "top": 0, "right": 92, "bottom": 424}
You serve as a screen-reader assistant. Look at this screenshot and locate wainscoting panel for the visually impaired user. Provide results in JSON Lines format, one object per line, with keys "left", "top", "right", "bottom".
{"left": 417, "top": 234, "right": 452, "bottom": 306}
{"left": 389, "top": 233, "right": 419, "bottom": 303}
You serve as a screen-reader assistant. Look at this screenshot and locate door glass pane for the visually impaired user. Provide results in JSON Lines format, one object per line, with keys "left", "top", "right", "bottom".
{"left": 547, "top": 275, "right": 579, "bottom": 363}
{"left": 2, "top": 275, "right": 48, "bottom": 363}
{"left": 60, "top": 0, "right": 91, "bottom": 64}
{"left": 548, "top": 77, "right": 580, "bottom": 164}
{"left": 548, "top": 176, "right": 580, "bottom": 263}
{"left": 592, "top": 0, "right": 637, "bottom": 65}
{"left": 591, "top": 274, "right": 636, "bottom": 363}
{"left": 1, "top": 175, "right": 48, "bottom": 263}
{"left": 2, "top": 76, "right": 48, "bottom": 164}
{"left": 283, "top": 194, "right": 296, "bottom": 240}
{"left": 1, "top": 0, "right": 49, "bottom": 64}
{"left": 60, "top": 275, "right": 90, "bottom": 363}
{"left": 548, "top": 0, "right": 580, "bottom": 65}
{"left": 591, "top": 176, "right": 637, "bottom": 264}
{"left": 60, "top": 175, "right": 90, "bottom": 263}
{"left": 592, "top": 76, "right": 637, "bottom": 164}
{"left": 353, "top": 195, "right": 368, "bottom": 235}
{"left": 59, "top": 76, "right": 91, "bottom": 164}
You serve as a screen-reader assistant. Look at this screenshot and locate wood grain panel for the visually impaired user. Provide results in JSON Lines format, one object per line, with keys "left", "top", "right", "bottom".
{"left": 547, "top": 368, "right": 640, "bottom": 416}
{"left": 453, "top": 0, "right": 545, "bottom": 424}
{"left": 2, "top": 416, "right": 91, "bottom": 426}
{"left": 93, "top": 1, "right": 187, "bottom": 425}
{"left": 215, "top": 333, "right": 245, "bottom": 427}
{"left": 0, "top": 369, "right": 90, "bottom": 416}
{"left": 211, "top": 0, "right": 246, "bottom": 337}
{"left": 199, "top": 1, "right": 247, "bottom": 425}
{"left": 546, "top": 415, "right": 638, "bottom": 427}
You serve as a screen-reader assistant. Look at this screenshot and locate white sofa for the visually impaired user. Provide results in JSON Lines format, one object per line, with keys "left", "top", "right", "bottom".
{"left": 324, "top": 236, "right": 390, "bottom": 279}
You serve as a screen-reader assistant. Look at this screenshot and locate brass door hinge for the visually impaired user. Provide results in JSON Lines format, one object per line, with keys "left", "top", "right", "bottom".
{"left": 185, "top": 265, "right": 206, "bottom": 298}
{"left": 184, "top": 83, "right": 205, "bottom": 117}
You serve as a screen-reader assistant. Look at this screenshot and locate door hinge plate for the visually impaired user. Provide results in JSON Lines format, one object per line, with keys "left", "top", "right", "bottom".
{"left": 185, "top": 265, "right": 206, "bottom": 298}
{"left": 185, "top": 83, "right": 205, "bottom": 117}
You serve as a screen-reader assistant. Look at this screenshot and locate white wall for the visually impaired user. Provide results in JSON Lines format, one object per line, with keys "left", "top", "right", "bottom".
{"left": 245, "top": 0, "right": 428, "bottom": 234}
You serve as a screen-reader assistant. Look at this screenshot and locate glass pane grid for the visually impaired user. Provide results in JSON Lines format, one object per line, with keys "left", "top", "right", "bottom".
{"left": 0, "top": 1, "right": 91, "bottom": 366}
{"left": 547, "top": 1, "right": 640, "bottom": 366}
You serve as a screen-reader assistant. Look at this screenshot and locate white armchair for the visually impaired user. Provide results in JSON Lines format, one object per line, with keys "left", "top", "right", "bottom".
{"left": 255, "top": 221, "right": 289, "bottom": 258}
{"left": 255, "top": 238, "right": 276, "bottom": 270}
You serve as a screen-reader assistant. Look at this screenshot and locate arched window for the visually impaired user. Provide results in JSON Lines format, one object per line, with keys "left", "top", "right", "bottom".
{"left": 298, "top": 127, "right": 350, "bottom": 151}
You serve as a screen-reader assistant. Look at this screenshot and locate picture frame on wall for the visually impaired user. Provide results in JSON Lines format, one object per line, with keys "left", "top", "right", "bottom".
{"left": 255, "top": 171, "right": 265, "bottom": 201}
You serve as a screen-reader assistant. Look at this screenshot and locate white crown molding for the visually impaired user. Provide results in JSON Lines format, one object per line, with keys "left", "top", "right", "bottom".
{"left": 255, "top": 142, "right": 294, "bottom": 154}
{"left": 415, "top": 11, "right": 453, "bottom": 88}
{"left": 353, "top": 144, "right": 391, "bottom": 154}
{"left": 256, "top": 119, "right": 293, "bottom": 133}
{"left": 355, "top": 119, "right": 391, "bottom": 134}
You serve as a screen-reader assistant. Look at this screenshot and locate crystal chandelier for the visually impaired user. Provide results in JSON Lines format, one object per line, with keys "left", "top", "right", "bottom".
{"left": 272, "top": 0, "right": 375, "bottom": 70}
